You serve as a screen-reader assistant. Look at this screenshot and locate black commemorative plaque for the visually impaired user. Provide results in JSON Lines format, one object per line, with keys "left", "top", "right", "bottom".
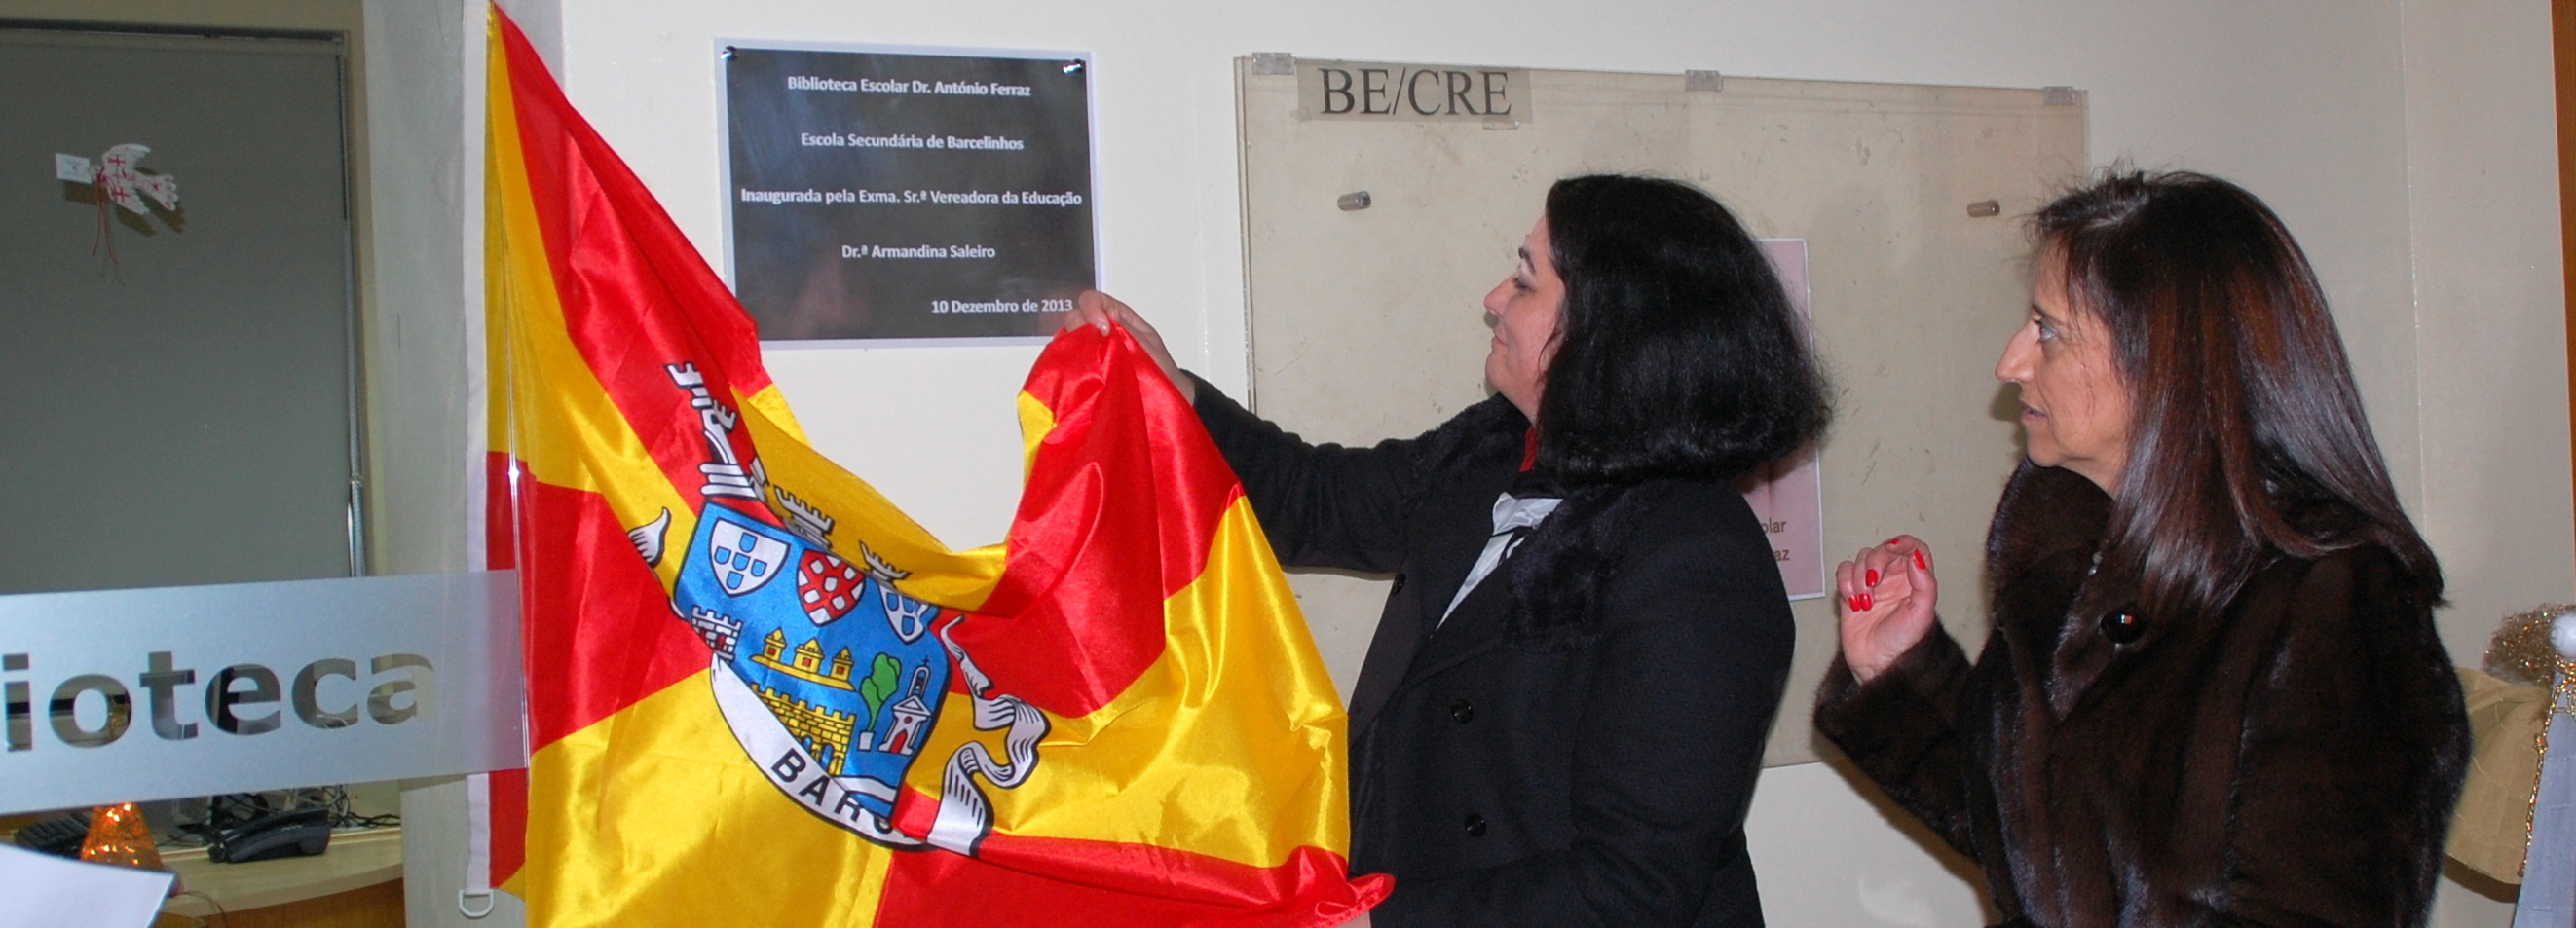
{"left": 722, "top": 45, "right": 1095, "bottom": 342}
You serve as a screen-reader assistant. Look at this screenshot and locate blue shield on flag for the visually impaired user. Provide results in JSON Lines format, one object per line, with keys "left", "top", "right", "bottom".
{"left": 706, "top": 516, "right": 789, "bottom": 596}
{"left": 675, "top": 503, "right": 954, "bottom": 819}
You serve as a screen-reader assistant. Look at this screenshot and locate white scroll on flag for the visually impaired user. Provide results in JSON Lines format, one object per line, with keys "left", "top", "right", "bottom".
{"left": 2516, "top": 613, "right": 2576, "bottom": 928}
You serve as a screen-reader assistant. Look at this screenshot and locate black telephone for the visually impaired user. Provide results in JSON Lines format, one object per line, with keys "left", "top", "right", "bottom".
{"left": 208, "top": 807, "right": 332, "bottom": 864}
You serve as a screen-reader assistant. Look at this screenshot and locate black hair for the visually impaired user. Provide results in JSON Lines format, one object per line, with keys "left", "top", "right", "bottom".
{"left": 1534, "top": 174, "right": 1831, "bottom": 485}
{"left": 1507, "top": 174, "right": 1831, "bottom": 645}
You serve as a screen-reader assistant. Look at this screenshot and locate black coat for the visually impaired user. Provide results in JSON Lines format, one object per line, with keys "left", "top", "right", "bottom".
{"left": 1814, "top": 464, "right": 2469, "bottom": 928}
{"left": 1193, "top": 381, "right": 1795, "bottom": 927}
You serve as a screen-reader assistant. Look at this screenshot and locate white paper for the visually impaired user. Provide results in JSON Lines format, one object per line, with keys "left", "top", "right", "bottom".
{"left": 54, "top": 153, "right": 93, "bottom": 183}
{"left": 2519, "top": 688, "right": 2576, "bottom": 928}
{"left": 1745, "top": 239, "right": 1828, "bottom": 600}
{"left": 0, "top": 843, "right": 173, "bottom": 928}
{"left": 2517, "top": 615, "right": 2576, "bottom": 928}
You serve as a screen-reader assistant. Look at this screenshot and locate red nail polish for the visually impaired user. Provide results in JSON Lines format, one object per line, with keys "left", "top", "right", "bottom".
{"left": 1865, "top": 569, "right": 1880, "bottom": 586}
{"left": 1845, "top": 595, "right": 1863, "bottom": 612}
{"left": 1857, "top": 593, "right": 1875, "bottom": 612}
{"left": 1885, "top": 537, "right": 1903, "bottom": 547}
{"left": 1914, "top": 550, "right": 1928, "bottom": 570}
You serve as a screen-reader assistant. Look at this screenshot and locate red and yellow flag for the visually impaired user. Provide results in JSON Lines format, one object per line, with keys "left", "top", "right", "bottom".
{"left": 480, "top": 9, "right": 1387, "bottom": 925}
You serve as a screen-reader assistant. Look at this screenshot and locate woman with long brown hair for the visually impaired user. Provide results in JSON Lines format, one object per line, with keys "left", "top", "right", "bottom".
{"left": 1816, "top": 170, "right": 2469, "bottom": 927}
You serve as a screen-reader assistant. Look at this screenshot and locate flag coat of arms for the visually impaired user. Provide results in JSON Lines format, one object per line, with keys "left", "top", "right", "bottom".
{"left": 480, "top": 8, "right": 1389, "bottom": 924}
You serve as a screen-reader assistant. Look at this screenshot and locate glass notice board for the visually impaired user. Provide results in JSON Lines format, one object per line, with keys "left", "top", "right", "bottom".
{"left": 1236, "top": 59, "right": 2085, "bottom": 765}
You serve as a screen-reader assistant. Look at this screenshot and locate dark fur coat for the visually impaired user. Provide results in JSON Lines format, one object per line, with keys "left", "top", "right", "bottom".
{"left": 1813, "top": 464, "right": 2469, "bottom": 928}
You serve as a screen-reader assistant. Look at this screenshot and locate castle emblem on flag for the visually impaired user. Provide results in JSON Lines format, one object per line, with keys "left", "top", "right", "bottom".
{"left": 653, "top": 362, "right": 1047, "bottom": 855}
{"left": 679, "top": 504, "right": 1049, "bottom": 853}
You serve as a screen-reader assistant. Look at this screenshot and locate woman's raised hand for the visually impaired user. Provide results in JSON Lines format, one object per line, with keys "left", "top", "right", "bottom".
{"left": 1065, "top": 290, "right": 1194, "bottom": 404}
{"left": 1834, "top": 536, "right": 1940, "bottom": 684}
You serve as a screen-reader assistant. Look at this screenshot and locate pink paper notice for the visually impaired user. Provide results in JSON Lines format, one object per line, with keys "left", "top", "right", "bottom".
{"left": 1746, "top": 240, "right": 1826, "bottom": 600}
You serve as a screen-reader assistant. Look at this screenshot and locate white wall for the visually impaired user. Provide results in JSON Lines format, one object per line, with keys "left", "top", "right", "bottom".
{"left": 2403, "top": 0, "right": 2575, "bottom": 666}
{"left": 363, "top": 0, "right": 2560, "bottom": 925}
{"left": 1747, "top": 761, "right": 1993, "bottom": 927}
{"left": 550, "top": 0, "right": 2440, "bottom": 557}
{"left": 2399, "top": 5, "right": 2567, "bottom": 920}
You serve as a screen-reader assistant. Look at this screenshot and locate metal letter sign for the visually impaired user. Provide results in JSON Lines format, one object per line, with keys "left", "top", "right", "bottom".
{"left": 0, "top": 572, "right": 523, "bottom": 813}
{"left": 720, "top": 43, "right": 1100, "bottom": 344}
{"left": 1296, "top": 59, "right": 1533, "bottom": 123}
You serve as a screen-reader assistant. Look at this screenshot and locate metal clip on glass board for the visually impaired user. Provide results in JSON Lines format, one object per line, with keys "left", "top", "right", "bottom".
{"left": 1337, "top": 191, "right": 1371, "bottom": 211}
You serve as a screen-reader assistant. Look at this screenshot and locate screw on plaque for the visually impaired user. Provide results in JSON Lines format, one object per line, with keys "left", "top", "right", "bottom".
{"left": 1337, "top": 191, "right": 1371, "bottom": 211}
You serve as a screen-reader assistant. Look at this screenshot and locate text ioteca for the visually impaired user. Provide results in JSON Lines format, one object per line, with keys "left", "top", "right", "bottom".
{"left": 3, "top": 650, "right": 433, "bottom": 752}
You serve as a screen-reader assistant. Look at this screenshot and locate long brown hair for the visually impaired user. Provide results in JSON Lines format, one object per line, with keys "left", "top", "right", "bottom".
{"left": 2036, "top": 169, "right": 2440, "bottom": 621}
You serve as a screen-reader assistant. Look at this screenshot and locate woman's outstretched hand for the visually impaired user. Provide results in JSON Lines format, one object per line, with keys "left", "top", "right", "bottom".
{"left": 1065, "top": 290, "right": 1193, "bottom": 404}
{"left": 1835, "top": 536, "right": 1940, "bottom": 684}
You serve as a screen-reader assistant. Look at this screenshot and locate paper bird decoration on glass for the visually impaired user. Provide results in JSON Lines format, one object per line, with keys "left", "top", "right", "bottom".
{"left": 56, "top": 144, "right": 179, "bottom": 215}
{"left": 56, "top": 144, "right": 179, "bottom": 272}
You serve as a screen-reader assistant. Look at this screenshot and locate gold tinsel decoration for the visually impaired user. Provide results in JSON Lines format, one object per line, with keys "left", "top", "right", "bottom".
{"left": 77, "top": 801, "right": 166, "bottom": 872}
{"left": 2483, "top": 603, "right": 2575, "bottom": 687}
{"left": 2478, "top": 603, "right": 2576, "bottom": 879}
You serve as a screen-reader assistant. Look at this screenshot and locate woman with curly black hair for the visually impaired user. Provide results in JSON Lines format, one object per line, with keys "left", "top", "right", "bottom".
{"left": 1075, "top": 173, "right": 1829, "bottom": 927}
